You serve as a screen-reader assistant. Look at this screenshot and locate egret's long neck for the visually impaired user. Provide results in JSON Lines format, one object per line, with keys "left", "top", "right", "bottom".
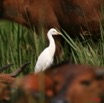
{"left": 47, "top": 33, "right": 56, "bottom": 54}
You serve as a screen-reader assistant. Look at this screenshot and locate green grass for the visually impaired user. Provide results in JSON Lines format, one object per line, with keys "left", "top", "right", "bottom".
{"left": 0, "top": 20, "right": 47, "bottom": 74}
{"left": 0, "top": 19, "right": 104, "bottom": 74}
{"left": 61, "top": 25, "right": 104, "bottom": 66}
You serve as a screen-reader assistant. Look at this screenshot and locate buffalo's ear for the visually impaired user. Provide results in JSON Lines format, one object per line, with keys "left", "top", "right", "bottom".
{"left": 95, "top": 68, "right": 104, "bottom": 80}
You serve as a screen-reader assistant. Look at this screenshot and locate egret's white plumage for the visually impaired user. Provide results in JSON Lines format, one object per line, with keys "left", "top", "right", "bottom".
{"left": 34, "top": 28, "right": 61, "bottom": 73}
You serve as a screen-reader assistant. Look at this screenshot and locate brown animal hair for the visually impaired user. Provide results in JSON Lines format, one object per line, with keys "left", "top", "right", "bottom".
{"left": 0, "top": 62, "right": 30, "bottom": 101}
{"left": 11, "top": 62, "right": 104, "bottom": 103}
{"left": 0, "top": 0, "right": 103, "bottom": 35}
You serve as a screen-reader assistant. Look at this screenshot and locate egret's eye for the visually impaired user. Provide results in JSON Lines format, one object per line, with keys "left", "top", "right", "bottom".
{"left": 53, "top": 31, "right": 56, "bottom": 33}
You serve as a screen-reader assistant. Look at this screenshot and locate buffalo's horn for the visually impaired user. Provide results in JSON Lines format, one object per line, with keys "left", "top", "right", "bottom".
{"left": 0, "top": 64, "right": 13, "bottom": 73}
{"left": 10, "top": 62, "right": 30, "bottom": 77}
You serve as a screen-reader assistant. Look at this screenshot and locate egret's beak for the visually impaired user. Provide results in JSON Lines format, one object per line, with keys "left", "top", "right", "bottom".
{"left": 57, "top": 32, "right": 62, "bottom": 35}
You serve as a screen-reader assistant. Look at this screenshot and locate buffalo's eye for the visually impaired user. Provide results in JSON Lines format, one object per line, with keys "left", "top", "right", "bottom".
{"left": 80, "top": 80, "right": 92, "bottom": 86}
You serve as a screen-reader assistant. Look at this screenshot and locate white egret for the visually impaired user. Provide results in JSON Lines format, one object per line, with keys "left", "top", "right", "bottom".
{"left": 34, "top": 28, "right": 61, "bottom": 73}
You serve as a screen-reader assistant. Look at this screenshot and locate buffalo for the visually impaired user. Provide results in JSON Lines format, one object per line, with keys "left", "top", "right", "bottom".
{"left": 11, "top": 62, "right": 104, "bottom": 103}
{"left": 0, "top": 0, "right": 104, "bottom": 35}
